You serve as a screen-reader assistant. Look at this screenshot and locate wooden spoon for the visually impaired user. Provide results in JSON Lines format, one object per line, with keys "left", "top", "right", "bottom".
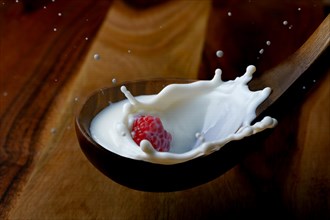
{"left": 249, "top": 14, "right": 330, "bottom": 117}
{"left": 75, "top": 14, "right": 329, "bottom": 192}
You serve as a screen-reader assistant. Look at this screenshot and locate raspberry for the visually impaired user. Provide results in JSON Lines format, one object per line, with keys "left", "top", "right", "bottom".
{"left": 131, "top": 115, "right": 172, "bottom": 152}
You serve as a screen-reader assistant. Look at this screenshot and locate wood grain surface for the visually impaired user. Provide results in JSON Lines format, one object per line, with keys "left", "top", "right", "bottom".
{"left": 1, "top": 0, "right": 329, "bottom": 219}
{"left": 0, "top": 0, "right": 112, "bottom": 217}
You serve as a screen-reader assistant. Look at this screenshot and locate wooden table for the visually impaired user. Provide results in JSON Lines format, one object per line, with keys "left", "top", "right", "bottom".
{"left": 1, "top": 0, "right": 329, "bottom": 219}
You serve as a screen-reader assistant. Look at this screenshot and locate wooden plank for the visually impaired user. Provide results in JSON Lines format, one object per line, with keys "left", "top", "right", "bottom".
{"left": 0, "top": 0, "right": 112, "bottom": 217}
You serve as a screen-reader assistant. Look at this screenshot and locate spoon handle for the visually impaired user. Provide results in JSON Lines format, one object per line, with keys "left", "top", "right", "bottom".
{"left": 250, "top": 14, "right": 330, "bottom": 117}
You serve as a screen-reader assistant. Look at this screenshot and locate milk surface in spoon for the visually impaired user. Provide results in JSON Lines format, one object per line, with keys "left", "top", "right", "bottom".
{"left": 90, "top": 65, "right": 277, "bottom": 165}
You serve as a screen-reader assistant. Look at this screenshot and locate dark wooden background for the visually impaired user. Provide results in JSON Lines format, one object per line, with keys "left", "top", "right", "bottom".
{"left": 1, "top": 0, "right": 329, "bottom": 219}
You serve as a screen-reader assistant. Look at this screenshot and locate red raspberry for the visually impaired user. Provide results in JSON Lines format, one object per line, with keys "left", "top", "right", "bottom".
{"left": 131, "top": 115, "right": 172, "bottom": 152}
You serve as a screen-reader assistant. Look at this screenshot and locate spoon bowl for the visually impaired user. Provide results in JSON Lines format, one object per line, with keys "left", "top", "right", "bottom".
{"left": 76, "top": 78, "right": 276, "bottom": 191}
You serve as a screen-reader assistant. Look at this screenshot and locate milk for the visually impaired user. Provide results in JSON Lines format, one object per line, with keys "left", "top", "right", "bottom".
{"left": 90, "top": 65, "right": 277, "bottom": 164}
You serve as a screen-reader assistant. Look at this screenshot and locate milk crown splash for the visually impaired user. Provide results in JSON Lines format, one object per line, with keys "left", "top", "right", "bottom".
{"left": 90, "top": 65, "right": 277, "bottom": 164}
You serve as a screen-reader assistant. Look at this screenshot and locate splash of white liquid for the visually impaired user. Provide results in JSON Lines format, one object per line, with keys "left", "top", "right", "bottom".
{"left": 216, "top": 50, "right": 224, "bottom": 58}
{"left": 91, "top": 65, "right": 277, "bottom": 164}
{"left": 93, "top": 54, "right": 100, "bottom": 60}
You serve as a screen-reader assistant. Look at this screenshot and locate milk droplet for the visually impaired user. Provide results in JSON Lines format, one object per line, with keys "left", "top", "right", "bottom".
{"left": 43, "top": 6, "right": 47, "bottom": 9}
{"left": 215, "top": 68, "right": 222, "bottom": 76}
{"left": 3, "top": 91, "right": 8, "bottom": 96}
{"left": 58, "top": 12, "right": 62, "bottom": 16}
{"left": 297, "top": 7, "right": 301, "bottom": 11}
{"left": 216, "top": 50, "right": 224, "bottom": 58}
{"left": 53, "top": 27, "right": 57, "bottom": 32}
{"left": 74, "top": 97, "right": 79, "bottom": 102}
{"left": 302, "top": 86, "right": 306, "bottom": 90}
{"left": 283, "top": 20, "right": 288, "bottom": 26}
{"left": 227, "top": 11, "right": 232, "bottom": 16}
{"left": 15, "top": 0, "right": 19, "bottom": 3}
{"left": 52, "top": 0, "right": 55, "bottom": 2}
{"left": 50, "top": 128, "right": 57, "bottom": 134}
{"left": 128, "top": 49, "right": 131, "bottom": 54}
{"left": 85, "top": 37, "right": 89, "bottom": 41}
{"left": 112, "top": 78, "right": 117, "bottom": 84}
{"left": 266, "top": 41, "right": 271, "bottom": 46}
{"left": 259, "top": 49, "right": 264, "bottom": 54}
{"left": 288, "top": 25, "right": 293, "bottom": 30}
{"left": 93, "top": 53, "right": 100, "bottom": 60}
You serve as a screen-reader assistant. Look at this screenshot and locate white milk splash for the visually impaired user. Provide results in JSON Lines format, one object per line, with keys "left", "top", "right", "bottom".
{"left": 90, "top": 65, "right": 277, "bottom": 164}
